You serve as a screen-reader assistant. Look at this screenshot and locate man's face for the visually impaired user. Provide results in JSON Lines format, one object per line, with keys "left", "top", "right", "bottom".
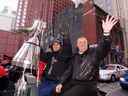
{"left": 52, "top": 42, "right": 61, "bottom": 52}
{"left": 77, "top": 37, "right": 88, "bottom": 54}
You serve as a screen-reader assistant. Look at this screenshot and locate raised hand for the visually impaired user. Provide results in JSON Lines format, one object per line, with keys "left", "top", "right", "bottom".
{"left": 102, "top": 15, "right": 118, "bottom": 33}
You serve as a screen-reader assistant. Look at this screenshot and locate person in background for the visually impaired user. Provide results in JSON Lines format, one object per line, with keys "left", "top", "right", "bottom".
{"left": 0, "top": 55, "right": 12, "bottom": 93}
{"left": 0, "top": 55, "right": 12, "bottom": 70}
{"left": 56, "top": 15, "right": 118, "bottom": 96}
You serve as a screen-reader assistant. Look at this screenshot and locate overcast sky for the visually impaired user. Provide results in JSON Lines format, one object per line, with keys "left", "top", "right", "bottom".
{"left": 0, "top": 0, "right": 19, "bottom": 13}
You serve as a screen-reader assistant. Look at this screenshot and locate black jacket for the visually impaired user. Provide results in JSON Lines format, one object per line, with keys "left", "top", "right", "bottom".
{"left": 61, "top": 36, "right": 111, "bottom": 84}
{"left": 40, "top": 50, "right": 71, "bottom": 81}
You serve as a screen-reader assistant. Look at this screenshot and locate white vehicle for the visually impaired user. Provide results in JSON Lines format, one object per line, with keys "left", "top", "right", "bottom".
{"left": 99, "top": 64, "right": 128, "bottom": 81}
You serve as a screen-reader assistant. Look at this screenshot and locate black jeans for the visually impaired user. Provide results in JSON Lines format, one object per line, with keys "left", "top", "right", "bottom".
{"left": 61, "top": 80, "right": 98, "bottom": 96}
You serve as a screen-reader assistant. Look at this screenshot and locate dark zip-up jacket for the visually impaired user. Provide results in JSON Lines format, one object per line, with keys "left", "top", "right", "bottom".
{"left": 60, "top": 36, "right": 112, "bottom": 84}
{"left": 40, "top": 50, "right": 71, "bottom": 81}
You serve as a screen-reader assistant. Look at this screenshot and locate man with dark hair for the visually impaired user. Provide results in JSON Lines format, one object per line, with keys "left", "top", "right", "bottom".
{"left": 56, "top": 15, "right": 118, "bottom": 96}
{"left": 39, "top": 39, "right": 71, "bottom": 96}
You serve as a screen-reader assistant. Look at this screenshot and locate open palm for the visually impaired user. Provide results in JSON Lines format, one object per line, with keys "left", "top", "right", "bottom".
{"left": 102, "top": 15, "right": 118, "bottom": 33}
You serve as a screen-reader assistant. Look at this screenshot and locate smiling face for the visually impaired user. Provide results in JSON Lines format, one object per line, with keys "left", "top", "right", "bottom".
{"left": 76, "top": 37, "right": 88, "bottom": 54}
{"left": 52, "top": 42, "right": 61, "bottom": 52}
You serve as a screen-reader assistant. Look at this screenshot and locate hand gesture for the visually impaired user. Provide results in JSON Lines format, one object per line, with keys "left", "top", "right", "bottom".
{"left": 102, "top": 15, "right": 118, "bottom": 33}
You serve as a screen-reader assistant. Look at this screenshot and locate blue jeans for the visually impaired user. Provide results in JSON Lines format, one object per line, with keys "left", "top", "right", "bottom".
{"left": 39, "top": 79, "right": 59, "bottom": 96}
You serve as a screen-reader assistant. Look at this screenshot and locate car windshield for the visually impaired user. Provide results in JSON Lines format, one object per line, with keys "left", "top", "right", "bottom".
{"left": 101, "top": 65, "right": 115, "bottom": 70}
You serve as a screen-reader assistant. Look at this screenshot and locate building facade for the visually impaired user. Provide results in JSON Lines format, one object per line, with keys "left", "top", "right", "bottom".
{"left": 94, "top": 0, "right": 127, "bottom": 64}
{"left": 112, "top": 0, "right": 128, "bottom": 63}
{"left": 0, "top": 0, "right": 124, "bottom": 58}
{"left": 16, "top": 0, "right": 97, "bottom": 52}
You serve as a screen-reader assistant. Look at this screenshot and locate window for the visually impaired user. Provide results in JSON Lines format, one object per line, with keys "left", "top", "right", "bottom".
{"left": 0, "top": 0, "right": 19, "bottom": 31}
